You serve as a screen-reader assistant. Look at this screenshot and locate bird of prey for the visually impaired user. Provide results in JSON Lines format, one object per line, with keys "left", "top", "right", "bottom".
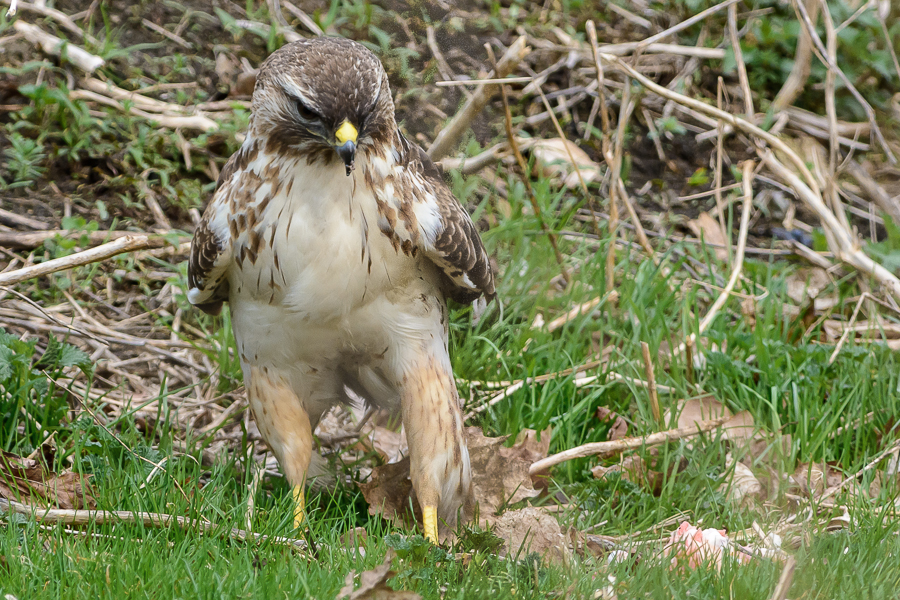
{"left": 187, "top": 37, "right": 495, "bottom": 542}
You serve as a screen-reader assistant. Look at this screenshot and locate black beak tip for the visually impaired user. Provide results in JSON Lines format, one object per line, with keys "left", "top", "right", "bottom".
{"left": 337, "top": 141, "right": 356, "bottom": 177}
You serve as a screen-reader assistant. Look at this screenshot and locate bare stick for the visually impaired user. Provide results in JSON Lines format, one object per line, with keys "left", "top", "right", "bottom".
{"left": 529, "top": 415, "right": 730, "bottom": 475}
{"left": 546, "top": 293, "right": 615, "bottom": 332}
{"left": 641, "top": 342, "right": 663, "bottom": 430}
{"left": 685, "top": 336, "right": 695, "bottom": 385}
{"left": 699, "top": 162, "right": 754, "bottom": 332}
{"left": 0, "top": 236, "right": 160, "bottom": 287}
{"left": 637, "top": 0, "right": 742, "bottom": 48}
{"left": 715, "top": 77, "right": 730, "bottom": 264}
{"left": 828, "top": 292, "right": 870, "bottom": 365}
{"left": 673, "top": 161, "right": 754, "bottom": 356}
{"left": 0, "top": 0, "right": 99, "bottom": 44}
{"left": 488, "top": 45, "right": 569, "bottom": 284}
{"left": 602, "top": 53, "right": 821, "bottom": 193}
{"left": 14, "top": 20, "right": 104, "bottom": 73}
{"left": 819, "top": 437, "right": 900, "bottom": 503}
{"left": 0, "top": 207, "right": 51, "bottom": 230}
{"left": 793, "top": 0, "right": 896, "bottom": 163}
{"left": 535, "top": 84, "right": 602, "bottom": 238}
{"left": 0, "top": 498, "right": 308, "bottom": 552}
{"left": 846, "top": 160, "right": 900, "bottom": 228}
{"left": 767, "top": 556, "right": 797, "bottom": 600}
{"left": 773, "top": 0, "right": 818, "bottom": 111}
{"left": 587, "top": 21, "right": 617, "bottom": 292}
{"left": 762, "top": 150, "right": 900, "bottom": 301}
{"left": 427, "top": 36, "right": 527, "bottom": 161}
{"left": 727, "top": 3, "right": 754, "bottom": 118}
{"left": 821, "top": 0, "right": 852, "bottom": 235}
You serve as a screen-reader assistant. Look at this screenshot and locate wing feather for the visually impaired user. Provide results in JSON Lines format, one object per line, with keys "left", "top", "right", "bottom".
{"left": 407, "top": 141, "right": 495, "bottom": 303}
{"left": 186, "top": 161, "right": 240, "bottom": 315}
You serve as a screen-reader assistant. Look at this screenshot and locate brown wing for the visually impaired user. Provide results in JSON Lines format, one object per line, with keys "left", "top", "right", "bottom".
{"left": 408, "top": 140, "right": 496, "bottom": 304}
{"left": 187, "top": 210, "right": 231, "bottom": 315}
{"left": 186, "top": 160, "right": 241, "bottom": 315}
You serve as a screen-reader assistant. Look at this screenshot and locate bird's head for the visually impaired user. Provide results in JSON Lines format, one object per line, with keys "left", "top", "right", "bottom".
{"left": 249, "top": 37, "right": 394, "bottom": 176}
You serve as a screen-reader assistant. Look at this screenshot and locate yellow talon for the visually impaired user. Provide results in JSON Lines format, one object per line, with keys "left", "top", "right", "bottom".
{"left": 423, "top": 505, "right": 438, "bottom": 544}
{"left": 292, "top": 485, "right": 305, "bottom": 529}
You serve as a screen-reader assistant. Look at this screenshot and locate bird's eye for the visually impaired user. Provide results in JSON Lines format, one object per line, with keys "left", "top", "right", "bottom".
{"left": 295, "top": 99, "right": 319, "bottom": 121}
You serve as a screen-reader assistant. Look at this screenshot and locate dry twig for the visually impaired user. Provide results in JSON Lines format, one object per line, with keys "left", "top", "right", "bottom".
{"left": 0, "top": 498, "right": 309, "bottom": 553}
{"left": 529, "top": 416, "right": 730, "bottom": 475}
{"left": 0, "top": 236, "right": 162, "bottom": 287}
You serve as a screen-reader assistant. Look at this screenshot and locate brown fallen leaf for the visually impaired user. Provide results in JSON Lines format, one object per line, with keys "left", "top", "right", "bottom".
{"left": 666, "top": 395, "right": 732, "bottom": 429}
{"left": 531, "top": 138, "right": 602, "bottom": 188}
{"left": 596, "top": 407, "right": 628, "bottom": 441}
{"left": 359, "top": 427, "right": 551, "bottom": 538}
{"left": 354, "top": 426, "right": 407, "bottom": 464}
{"left": 490, "top": 506, "right": 570, "bottom": 564}
{"left": 785, "top": 267, "right": 833, "bottom": 305}
{"left": 686, "top": 212, "right": 728, "bottom": 260}
{"left": 357, "top": 457, "right": 416, "bottom": 530}
{"left": 722, "top": 410, "right": 755, "bottom": 445}
{"left": 720, "top": 454, "right": 762, "bottom": 505}
{"left": 0, "top": 451, "right": 95, "bottom": 510}
{"left": 468, "top": 427, "right": 549, "bottom": 516}
{"left": 592, "top": 455, "right": 664, "bottom": 495}
{"left": 336, "top": 551, "right": 421, "bottom": 600}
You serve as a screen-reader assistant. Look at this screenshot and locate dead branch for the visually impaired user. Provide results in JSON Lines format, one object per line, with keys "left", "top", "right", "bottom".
{"left": 14, "top": 20, "right": 104, "bottom": 73}
{"left": 0, "top": 207, "right": 51, "bottom": 230}
{"left": 640, "top": 342, "right": 663, "bottom": 430}
{"left": 793, "top": 0, "right": 896, "bottom": 163}
{"left": 0, "top": 235, "right": 163, "bottom": 287}
{"left": 529, "top": 416, "right": 731, "bottom": 475}
{"left": 0, "top": 498, "right": 309, "bottom": 553}
{"left": 845, "top": 160, "right": 900, "bottom": 228}
{"left": 773, "top": 0, "right": 819, "bottom": 111}
{"left": 0, "top": 0, "right": 99, "bottom": 45}
{"left": 488, "top": 44, "right": 569, "bottom": 285}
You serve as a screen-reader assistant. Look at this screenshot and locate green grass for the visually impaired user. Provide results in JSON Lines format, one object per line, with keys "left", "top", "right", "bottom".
{"left": 2, "top": 0, "right": 900, "bottom": 598}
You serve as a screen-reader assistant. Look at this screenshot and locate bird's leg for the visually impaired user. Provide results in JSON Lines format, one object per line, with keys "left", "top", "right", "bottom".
{"left": 400, "top": 353, "right": 471, "bottom": 544}
{"left": 247, "top": 366, "right": 313, "bottom": 530}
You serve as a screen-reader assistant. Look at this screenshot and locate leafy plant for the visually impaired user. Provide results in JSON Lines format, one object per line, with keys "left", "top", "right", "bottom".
{"left": 0, "top": 329, "right": 92, "bottom": 451}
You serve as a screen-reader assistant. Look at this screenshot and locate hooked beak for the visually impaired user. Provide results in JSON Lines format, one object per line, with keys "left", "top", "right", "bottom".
{"left": 335, "top": 120, "right": 358, "bottom": 176}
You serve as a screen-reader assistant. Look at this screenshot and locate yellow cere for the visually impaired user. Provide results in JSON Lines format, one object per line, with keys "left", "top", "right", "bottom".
{"left": 335, "top": 120, "right": 358, "bottom": 145}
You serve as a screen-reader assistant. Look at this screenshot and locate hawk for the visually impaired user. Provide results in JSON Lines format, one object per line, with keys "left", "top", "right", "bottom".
{"left": 187, "top": 37, "right": 495, "bottom": 542}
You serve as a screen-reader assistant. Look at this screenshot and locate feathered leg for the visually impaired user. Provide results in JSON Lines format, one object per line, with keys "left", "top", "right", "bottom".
{"left": 399, "top": 350, "right": 471, "bottom": 543}
{"left": 247, "top": 366, "right": 313, "bottom": 528}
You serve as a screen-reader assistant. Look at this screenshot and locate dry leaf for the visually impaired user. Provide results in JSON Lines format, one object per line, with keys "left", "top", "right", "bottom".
{"left": 358, "top": 427, "right": 551, "bottom": 536}
{"left": 531, "top": 138, "right": 602, "bottom": 188}
{"left": 490, "top": 506, "right": 570, "bottom": 564}
{"left": 467, "top": 426, "right": 548, "bottom": 516}
{"left": 686, "top": 212, "right": 728, "bottom": 260}
{"left": 785, "top": 267, "right": 832, "bottom": 305}
{"left": 720, "top": 454, "right": 761, "bottom": 505}
{"left": 355, "top": 426, "right": 407, "bottom": 464}
{"left": 596, "top": 407, "right": 628, "bottom": 441}
{"left": 592, "top": 455, "right": 663, "bottom": 494}
{"left": 336, "top": 551, "right": 421, "bottom": 600}
{"left": 666, "top": 395, "right": 732, "bottom": 430}
{"left": 0, "top": 451, "right": 95, "bottom": 510}
{"left": 723, "top": 410, "right": 756, "bottom": 445}
{"left": 358, "top": 457, "right": 416, "bottom": 529}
